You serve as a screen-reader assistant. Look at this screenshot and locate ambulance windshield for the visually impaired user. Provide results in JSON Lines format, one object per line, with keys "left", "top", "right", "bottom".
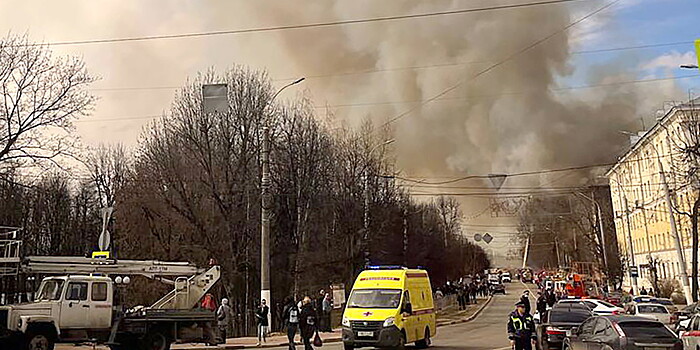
{"left": 347, "top": 289, "right": 402, "bottom": 309}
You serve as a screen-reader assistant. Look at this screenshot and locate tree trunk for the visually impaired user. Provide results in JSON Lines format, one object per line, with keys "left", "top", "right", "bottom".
{"left": 692, "top": 197, "right": 700, "bottom": 302}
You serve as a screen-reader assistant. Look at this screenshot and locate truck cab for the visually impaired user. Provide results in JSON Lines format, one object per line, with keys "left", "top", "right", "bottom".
{"left": 1, "top": 275, "right": 114, "bottom": 347}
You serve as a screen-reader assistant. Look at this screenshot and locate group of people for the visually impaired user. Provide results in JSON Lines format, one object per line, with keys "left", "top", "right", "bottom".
{"left": 200, "top": 290, "right": 332, "bottom": 348}
{"left": 282, "top": 293, "right": 331, "bottom": 350}
{"left": 455, "top": 281, "right": 489, "bottom": 310}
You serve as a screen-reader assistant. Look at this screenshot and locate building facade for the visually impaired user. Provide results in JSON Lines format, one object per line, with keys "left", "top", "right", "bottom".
{"left": 607, "top": 99, "right": 700, "bottom": 294}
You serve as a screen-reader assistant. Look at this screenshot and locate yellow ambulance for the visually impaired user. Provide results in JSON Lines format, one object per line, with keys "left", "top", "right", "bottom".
{"left": 341, "top": 266, "right": 436, "bottom": 350}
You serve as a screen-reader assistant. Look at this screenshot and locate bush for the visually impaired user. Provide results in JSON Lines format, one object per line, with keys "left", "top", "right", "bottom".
{"left": 657, "top": 279, "right": 680, "bottom": 299}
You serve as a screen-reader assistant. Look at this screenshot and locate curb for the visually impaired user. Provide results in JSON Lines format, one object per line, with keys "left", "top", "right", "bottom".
{"left": 176, "top": 337, "right": 343, "bottom": 350}
{"left": 435, "top": 294, "right": 494, "bottom": 327}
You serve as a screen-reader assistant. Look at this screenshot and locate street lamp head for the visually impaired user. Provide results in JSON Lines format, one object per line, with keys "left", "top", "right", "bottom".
{"left": 383, "top": 138, "right": 396, "bottom": 146}
{"left": 292, "top": 77, "right": 306, "bottom": 85}
{"left": 680, "top": 64, "right": 699, "bottom": 69}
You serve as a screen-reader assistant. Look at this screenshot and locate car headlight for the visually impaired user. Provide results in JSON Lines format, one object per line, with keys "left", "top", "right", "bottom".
{"left": 342, "top": 317, "right": 350, "bottom": 327}
{"left": 383, "top": 317, "right": 396, "bottom": 327}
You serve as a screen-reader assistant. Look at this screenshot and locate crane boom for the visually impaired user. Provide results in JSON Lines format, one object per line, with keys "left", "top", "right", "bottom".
{"left": 20, "top": 255, "right": 202, "bottom": 278}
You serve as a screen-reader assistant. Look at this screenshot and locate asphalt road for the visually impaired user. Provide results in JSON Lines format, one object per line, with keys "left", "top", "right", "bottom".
{"left": 57, "top": 282, "right": 534, "bottom": 350}
{"left": 240, "top": 282, "right": 531, "bottom": 350}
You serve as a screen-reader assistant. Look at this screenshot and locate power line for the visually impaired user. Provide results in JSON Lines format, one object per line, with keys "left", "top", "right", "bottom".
{"left": 380, "top": 0, "right": 620, "bottom": 128}
{"left": 29, "top": 0, "right": 587, "bottom": 47}
{"left": 80, "top": 74, "right": 699, "bottom": 123}
{"left": 572, "top": 40, "right": 696, "bottom": 55}
{"left": 89, "top": 43, "right": 699, "bottom": 94}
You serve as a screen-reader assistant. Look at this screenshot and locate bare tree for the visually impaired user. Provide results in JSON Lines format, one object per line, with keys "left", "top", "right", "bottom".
{"left": 668, "top": 98, "right": 700, "bottom": 301}
{"left": 0, "top": 34, "right": 95, "bottom": 169}
{"left": 85, "top": 144, "right": 130, "bottom": 208}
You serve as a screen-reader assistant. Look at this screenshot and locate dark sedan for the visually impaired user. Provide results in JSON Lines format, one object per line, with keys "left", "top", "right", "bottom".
{"left": 563, "top": 315, "right": 682, "bottom": 350}
{"left": 490, "top": 283, "right": 506, "bottom": 294}
{"left": 537, "top": 306, "right": 592, "bottom": 350}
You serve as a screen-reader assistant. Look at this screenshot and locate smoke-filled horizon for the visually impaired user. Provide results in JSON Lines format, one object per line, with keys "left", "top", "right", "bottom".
{"left": 0, "top": 0, "right": 692, "bottom": 266}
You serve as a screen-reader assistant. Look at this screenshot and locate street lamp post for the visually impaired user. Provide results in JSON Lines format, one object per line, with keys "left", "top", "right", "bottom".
{"left": 260, "top": 77, "right": 305, "bottom": 328}
{"left": 362, "top": 139, "right": 396, "bottom": 265}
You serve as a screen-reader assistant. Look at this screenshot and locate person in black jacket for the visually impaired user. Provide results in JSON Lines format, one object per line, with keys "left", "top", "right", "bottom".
{"left": 282, "top": 297, "right": 300, "bottom": 350}
{"left": 507, "top": 300, "right": 537, "bottom": 350}
{"left": 519, "top": 290, "right": 531, "bottom": 314}
{"left": 536, "top": 291, "right": 548, "bottom": 317}
{"left": 255, "top": 299, "right": 269, "bottom": 346}
{"left": 299, "top": 296, "right": 316, "bottom": 350}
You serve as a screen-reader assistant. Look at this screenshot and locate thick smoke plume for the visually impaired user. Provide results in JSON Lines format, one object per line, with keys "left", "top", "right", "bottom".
{"left": 237, "top": 0, "right": 685, "bottom": 265}
{"left": 241, "top": 0, "right": 681, "bottom": 181}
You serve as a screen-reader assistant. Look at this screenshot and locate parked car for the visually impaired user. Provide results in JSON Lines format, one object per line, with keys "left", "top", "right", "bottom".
{"left": 563, "top": 315, "right": 681, "bottom": 350}
{"left": 536, "top": 306, "right": 592, "bottom": 350}
{"left": 603, "top": 292, "right": 623, "bottom": 307}
{"left": 655, "top": 298, "right": 678, "bottom": 314}
{"left": 489, "top": 283, "right": 506, "bottom": 294}
{"left": 673, "top": 301, "right": 700, "bottom": 329}
{"left": 501, "top": 272, "right": 512, "bottom": 283}
{"left": 556, "top": 299, "right": 593, "bottom": 311}
{"left": 577, "top": 299, "right": 624, "bottom": 315}
{"left": 679, "top": 314, "right": 700, "bottom": 348}
{"left": 626, "top": 303, "right": 675, "bottom": 326}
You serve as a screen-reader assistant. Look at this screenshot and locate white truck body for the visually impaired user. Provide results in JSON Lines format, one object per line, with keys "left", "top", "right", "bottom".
{"left": 0, "top": 257, "right": 221, "bottom": 350}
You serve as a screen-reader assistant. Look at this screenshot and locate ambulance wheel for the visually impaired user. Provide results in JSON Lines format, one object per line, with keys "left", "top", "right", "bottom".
{"left": 395, "top": 331, "right": 406, "bottom": 350}
{"left": 415, "top": 328, "right": 431, "bottom": 348}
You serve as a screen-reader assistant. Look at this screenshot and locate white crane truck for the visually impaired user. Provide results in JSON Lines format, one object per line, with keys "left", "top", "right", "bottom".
{"left": 0, "top": 255, "right": 221, "bottom": 350}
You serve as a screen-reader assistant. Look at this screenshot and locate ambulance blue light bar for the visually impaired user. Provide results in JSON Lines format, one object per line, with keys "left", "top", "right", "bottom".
{"left": 366, "top": 265, "right": 407, "bottom": 270}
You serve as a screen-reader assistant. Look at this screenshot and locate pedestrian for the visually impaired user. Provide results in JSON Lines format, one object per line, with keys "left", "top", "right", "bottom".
{"left": 640, "top": 286, "right": 647, "bottom": 295}
{"left": 520, "top": 290, "right": 531, "bottom": 315}
{"left": 457, "top": 287, "right": 465, "bottom": 310}
{"left": 283, "top": 297, "right": 300, "bottom": 350}
{"left": 535, "top": 291, "right": 547, "bottom": 318}
{"left": 216, "top": 298, "right": 232, "bottom": 344}
{"left": 322, "top": 293, "right": 333, "bottom": 332}
{"left": 256, "top": 299, "right": 270, "bottom": 346}
{"left": 299, "top": 296, "right": 317, "bottom": 350}
{"left": 546, "top": 289, "right": 556, "bottom": 307}
{"left": 507, "top": 300, "right": 537, "bottom": 350}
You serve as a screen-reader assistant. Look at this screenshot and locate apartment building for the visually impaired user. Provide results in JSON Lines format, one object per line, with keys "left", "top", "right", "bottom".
{"left": 607, "top": 98, "right": 700, "bottom": 292}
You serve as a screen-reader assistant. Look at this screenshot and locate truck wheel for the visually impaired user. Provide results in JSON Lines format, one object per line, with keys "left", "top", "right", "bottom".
{"left": 415, "top": 328, "right": 431, "bottom": 348}
{"left": 25, "top": 332, "right": 55, "bottom": 350}
{"left": 140, "top": 332, "right": 171, "bottom": 350}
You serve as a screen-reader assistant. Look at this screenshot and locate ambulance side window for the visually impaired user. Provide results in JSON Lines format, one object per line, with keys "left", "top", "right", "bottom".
{"left": 402, "top": 290, "right": 411, "bottom": 311}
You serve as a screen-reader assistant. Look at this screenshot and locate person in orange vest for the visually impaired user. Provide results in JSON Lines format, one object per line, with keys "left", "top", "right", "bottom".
{"left": 202, "top": 293, "right": 217, "bottom": 312}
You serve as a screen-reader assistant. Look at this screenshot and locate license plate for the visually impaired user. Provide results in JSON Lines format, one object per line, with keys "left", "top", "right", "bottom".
{"left": 358, "top": 331, "right": 374, "bottom": 337}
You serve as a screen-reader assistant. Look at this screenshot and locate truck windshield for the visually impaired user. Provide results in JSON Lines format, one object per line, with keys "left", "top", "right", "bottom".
{"left": 36, "top": 279, "right": 65, "bottom": 301}
{"left": 347, "top": 289, "right": 402, "bottom": 309}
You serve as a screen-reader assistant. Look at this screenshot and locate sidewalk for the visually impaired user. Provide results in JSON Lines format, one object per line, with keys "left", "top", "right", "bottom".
{"left": 172, "top": 330, "right": 343, "bottom": 350}
{"left": 435, "top": 295, "right": 493, "bottom": 327}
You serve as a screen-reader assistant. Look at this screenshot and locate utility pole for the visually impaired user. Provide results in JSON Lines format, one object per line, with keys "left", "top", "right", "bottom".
{"left": 522, "top": 235, "right": 531, "bottom": 269}
{"left": 624, "top": 197, "right": 640, "bottom": 294}
{"left": 363, "top": 169, "right": 370, "bottom": 265}
{"left": 260, "top": 126, "right": 271, "bottom": 327}
{"left": 658, "top": 158, "right": 693, "bottom": 304}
